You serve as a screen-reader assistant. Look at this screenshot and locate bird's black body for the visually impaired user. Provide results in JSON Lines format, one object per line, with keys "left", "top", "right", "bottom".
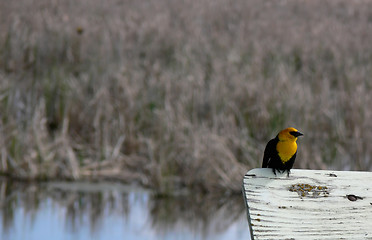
{"left": 262, "top": 135, "right": 297, "bottom": 177}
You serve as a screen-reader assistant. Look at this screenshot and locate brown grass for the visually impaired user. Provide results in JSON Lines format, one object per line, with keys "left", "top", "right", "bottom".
{"left": 1, "top": 0, "right": 372, "bottom": 194}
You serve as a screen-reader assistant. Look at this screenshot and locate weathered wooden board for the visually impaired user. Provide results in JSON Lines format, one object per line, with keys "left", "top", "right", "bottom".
{"left": 242, "top": 168, "right": 372, "bottom": 240}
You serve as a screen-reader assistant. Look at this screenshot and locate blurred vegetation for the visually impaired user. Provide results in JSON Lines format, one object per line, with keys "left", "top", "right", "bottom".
{"left": 1, "top": 0, "right": 372, "bottom": 194}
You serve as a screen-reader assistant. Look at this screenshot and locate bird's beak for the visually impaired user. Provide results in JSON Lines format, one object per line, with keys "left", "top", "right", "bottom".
{"left": 294, "top": 131, "right": 304, "bottom": 137}
{"left": 290, "top": 131, "right": 303, "bottom": 137}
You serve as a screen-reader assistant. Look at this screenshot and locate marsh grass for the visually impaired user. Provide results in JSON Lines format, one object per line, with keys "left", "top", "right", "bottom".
{"left": 1, "top": 0, "right": 372, "bottom": 194}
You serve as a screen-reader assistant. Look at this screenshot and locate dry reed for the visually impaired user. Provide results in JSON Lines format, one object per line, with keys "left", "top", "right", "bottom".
{"left": 1, "top": 0, "right": 372, "bottom": 194}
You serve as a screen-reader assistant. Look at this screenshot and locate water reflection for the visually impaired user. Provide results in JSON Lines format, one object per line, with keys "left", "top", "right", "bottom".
{"left": 0, "top": 179, "right": 249, "bottom": 240}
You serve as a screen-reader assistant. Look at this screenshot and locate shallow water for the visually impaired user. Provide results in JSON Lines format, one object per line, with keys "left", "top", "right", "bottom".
{"left": 0, "top": 180, "right": 249, "bottom": 240}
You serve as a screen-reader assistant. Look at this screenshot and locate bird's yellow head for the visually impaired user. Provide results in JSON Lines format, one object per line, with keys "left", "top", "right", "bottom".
{"left": 278, "top": 127, "right": 303, "bottom": 141}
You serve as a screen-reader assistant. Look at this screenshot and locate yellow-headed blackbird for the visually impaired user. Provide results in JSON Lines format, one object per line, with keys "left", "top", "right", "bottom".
{"left": 262, "top": 127, "right": 303, "bottom": 176}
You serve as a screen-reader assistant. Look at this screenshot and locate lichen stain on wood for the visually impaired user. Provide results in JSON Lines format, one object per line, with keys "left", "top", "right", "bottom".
{"left": 289, "top": 183, "right": 330, "bottom": 198}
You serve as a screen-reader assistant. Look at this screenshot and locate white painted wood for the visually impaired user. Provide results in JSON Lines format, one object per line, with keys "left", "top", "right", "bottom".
{"left": 243, "top": 168, "right": 372, "bottom": 240}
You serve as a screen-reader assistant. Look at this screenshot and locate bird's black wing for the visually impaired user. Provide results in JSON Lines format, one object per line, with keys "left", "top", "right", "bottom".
{"left": 262, "top": 138, "right": 278, "bottom": 168}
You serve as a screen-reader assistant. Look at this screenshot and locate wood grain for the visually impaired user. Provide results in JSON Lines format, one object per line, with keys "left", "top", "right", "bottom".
{"left": 242, "top": 168, "right": 372, "bottom": 240}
